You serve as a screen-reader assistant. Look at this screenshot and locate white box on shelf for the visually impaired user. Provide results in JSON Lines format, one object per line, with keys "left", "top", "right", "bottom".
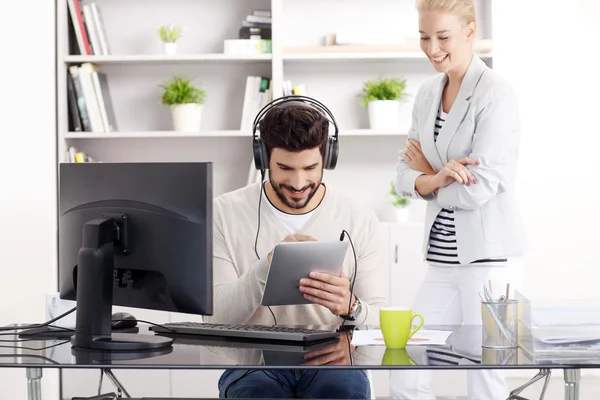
{"left": 223, "top": 39, "right": 271, "bottom": 55}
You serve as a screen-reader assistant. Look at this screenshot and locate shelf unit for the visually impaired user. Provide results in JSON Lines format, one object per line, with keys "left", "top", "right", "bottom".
{"left": 55, "top": 0, "right": 494, "bottom": 220}
{"left": 56, "top": 0, "right": 494, "bottom": 156}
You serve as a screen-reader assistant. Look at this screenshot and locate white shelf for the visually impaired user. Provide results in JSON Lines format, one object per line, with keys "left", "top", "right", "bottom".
{"left": 282, "top": 40, "right": 493, "bottom": 61}
{"left": 284, "top": 51, "right": 428, "bottom": 61}
{"left": 284, "top": 51, "right": 493, "bottom": 61}
{"left": 63, "top": 54, "right": 272, "bottom": 65}
{"left": 64, "top": 131, "right": 252, "bottom": 139}
{"left": 341, "top": 129, "right": 407, "bottom": 136}
{"left": 64, "top": 129, "right": 407, "bottom": 139}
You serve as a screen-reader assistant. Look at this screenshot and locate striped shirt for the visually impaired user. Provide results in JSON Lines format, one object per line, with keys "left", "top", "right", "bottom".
{"left": 426, "top": 105, "right": 507, "bottom": 266}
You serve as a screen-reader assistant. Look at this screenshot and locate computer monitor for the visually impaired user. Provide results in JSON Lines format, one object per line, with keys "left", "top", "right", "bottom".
{"left": 58, "top": 162, "right": 213, "bottom": 352}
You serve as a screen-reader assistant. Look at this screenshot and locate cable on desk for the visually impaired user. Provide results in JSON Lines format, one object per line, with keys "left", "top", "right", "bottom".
{"left": 0, "top": 353, "right": 60, "bottom": 365}
{"left": 0, "top": 339, "right": 70, "bottom": 351}
{"left": 0, "top": 307, "right": 76, "bottom": 332}
{"left": 0, "top": 324, "right": 74, "bottom": 338}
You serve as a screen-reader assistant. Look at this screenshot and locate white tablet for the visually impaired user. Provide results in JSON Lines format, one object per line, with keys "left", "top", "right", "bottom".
{"left": 261, "top": 241, "right": 349, "bottom": 307}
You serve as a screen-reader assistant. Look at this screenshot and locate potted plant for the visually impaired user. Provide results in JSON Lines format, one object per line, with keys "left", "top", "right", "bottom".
{"left": 160, "top": 74, "right": 206, "bottom": 132}
{"left": 158, "top": 24, "right": 182, "bottom": 55}
{"left": 360, "top": 77, "right": 409, "bottom": 131}
{"left": 389, "top": 179, "right": 411, "bottom": 223}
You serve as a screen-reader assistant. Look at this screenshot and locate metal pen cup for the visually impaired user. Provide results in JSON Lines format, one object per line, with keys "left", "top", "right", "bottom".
{"left": 481, "top": 299, "right": 518, "bottom": 349}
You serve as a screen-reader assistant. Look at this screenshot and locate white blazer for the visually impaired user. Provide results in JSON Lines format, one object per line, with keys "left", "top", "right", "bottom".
{"left": 395, "top": 55, "right": 527, "bottom": 264}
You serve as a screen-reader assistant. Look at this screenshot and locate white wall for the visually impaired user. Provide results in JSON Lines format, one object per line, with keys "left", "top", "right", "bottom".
{"left": 0, "top": 0, "right": 59, "bottom": 398}
{"left": 493, "top": 0, "right": 600, "bottom": 299}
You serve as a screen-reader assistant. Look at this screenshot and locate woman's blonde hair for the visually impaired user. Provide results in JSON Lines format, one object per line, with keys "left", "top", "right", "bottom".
{"left": 415, "top": 0, "right": 476, "bottom": 24}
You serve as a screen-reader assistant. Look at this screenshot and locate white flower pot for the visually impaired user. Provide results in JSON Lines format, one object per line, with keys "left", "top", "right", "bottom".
{"left": 394, "top": 207, "right": 410, "bottom": 224}
{"left": 368, "top": 100, "right": 402, "bottom": 131}
{"left": 163, "top": 42, "right": 177, "bottom": 56}
{"left": 171, "top": 104, "right": 203, "bottom": 132}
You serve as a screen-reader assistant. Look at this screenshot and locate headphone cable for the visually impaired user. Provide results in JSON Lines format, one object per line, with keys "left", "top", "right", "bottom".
{"left": 339, "top": 230, "right": 358, "bottom": 327}
{"left": 254, "top": 170, "right": 265, "bottom": 260}
{"left": 254, "top": 170, "right": 277, "bottom": 326}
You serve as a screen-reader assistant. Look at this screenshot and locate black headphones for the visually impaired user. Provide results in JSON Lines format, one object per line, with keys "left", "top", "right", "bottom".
{"left": 251, "top": 95, "right": 340, "bottom": 171}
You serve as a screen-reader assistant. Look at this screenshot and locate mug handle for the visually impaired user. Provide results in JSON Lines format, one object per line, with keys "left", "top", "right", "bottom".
{"left": 408, "top": 313, "right": 425, "bottom": 338}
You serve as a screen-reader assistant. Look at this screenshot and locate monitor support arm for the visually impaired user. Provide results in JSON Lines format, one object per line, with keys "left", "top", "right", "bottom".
{"left": 72, "top": 216, "right": 172, "bottom": 351}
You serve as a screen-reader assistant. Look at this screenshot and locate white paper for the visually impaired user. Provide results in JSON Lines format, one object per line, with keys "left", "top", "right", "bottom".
{"left": 351, "top": 329, "right": 452, "bottom": 347}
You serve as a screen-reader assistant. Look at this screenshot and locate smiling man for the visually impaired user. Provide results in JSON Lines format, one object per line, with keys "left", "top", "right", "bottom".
{"left": 205, "top": 100, "right": 388, "bottom": 398}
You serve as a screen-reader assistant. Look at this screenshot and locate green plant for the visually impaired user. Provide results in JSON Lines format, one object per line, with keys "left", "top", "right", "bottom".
{"left": 159, "top": 75, "right": 206, "bottom": 106}
{"left": 158, "top": 25, "right": 182, "bottom": 43}
{"left": 359, "top": 77, "right": 409, "bottom": 107}
{"left": 389, "top": 179, "right": 410, "bottom": 207}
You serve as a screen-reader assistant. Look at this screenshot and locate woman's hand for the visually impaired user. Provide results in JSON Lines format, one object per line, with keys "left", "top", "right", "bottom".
{"left": 433, "top": 158, "right": 479, "bottom": 188}
{"left": 403, "top": 139, "right": 435, "bottom": 175}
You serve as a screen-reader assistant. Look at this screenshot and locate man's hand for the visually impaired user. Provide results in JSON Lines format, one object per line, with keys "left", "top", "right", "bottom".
{"left": 432, "top": 157, "right": 479, "bottom": 188}
{"left": 403, "top": 139, "right": 435, "bottom": 175}
{"left": 299, "top": 271, "right": 355, "bottom": 317}
{"left": 267, "top": 234, "right": 316, "bottom": 263}
{"left": 302, "top": 331, "right": 354, "bottom": 366}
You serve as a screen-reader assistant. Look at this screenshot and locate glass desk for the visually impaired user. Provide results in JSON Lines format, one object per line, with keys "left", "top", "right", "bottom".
{"left": 0, "top": 324, "right": 596, "bottom": 400}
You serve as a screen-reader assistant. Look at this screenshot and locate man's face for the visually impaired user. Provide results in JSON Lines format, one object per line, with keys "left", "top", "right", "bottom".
{"left": 268, "top": 147, "right": 323, "bottom": 211}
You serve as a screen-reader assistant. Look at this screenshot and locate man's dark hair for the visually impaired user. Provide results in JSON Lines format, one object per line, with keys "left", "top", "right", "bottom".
{"left": 258, "top": 104, "right": 329, "bottom": 159}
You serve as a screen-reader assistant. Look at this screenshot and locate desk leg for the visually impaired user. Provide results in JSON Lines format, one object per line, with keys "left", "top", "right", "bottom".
{"left": 564, "top": 369, "right": 580, "bottom": 400}
{"left": 26, "top": 367, "right": 42, "bottom": 400}
{"left": 508, "top": 368, "right": 551, "bottom": 399}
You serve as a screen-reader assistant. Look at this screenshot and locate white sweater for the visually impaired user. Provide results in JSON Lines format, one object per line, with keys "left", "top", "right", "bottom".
{"left": 204, "top": 182, "right": 389, "bottom": 326}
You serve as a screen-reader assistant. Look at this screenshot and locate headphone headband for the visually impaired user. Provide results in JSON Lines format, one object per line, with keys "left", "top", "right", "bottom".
{"left": 252, "top": 95, "right": 339, "bottom": 140}
{"left": 251, "top": 95, "right": 340, "bottom": 171}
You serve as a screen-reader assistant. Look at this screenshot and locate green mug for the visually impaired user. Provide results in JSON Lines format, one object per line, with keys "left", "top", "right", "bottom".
{"left": 379, "top": 307, "right": 425, "bottom": 349}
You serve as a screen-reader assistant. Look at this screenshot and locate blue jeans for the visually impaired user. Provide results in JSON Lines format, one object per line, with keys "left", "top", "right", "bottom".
{"left": 218, "top": 368, "right": 370, "bottom": 399}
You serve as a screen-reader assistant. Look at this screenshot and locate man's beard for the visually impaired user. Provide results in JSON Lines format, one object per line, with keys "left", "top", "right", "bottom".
{"left": 269, "top": 174, "right": 322, "bottom": 211}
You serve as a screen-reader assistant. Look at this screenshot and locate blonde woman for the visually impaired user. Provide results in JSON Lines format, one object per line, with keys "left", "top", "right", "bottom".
{"left": 393, "top": 0, "right": 525, "bottom": 398}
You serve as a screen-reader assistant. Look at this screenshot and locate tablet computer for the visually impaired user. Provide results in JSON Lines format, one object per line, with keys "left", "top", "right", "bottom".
{"left": 261, "top": 241, "right": 349, "bottom": 306}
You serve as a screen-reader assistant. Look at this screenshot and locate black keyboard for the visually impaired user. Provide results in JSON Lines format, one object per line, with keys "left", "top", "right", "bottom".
{"left": 150, "top": 322, "right": 340, "bottom": 343}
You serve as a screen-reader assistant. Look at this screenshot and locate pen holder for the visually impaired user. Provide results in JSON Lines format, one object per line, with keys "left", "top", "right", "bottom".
{"left": 481, "top": 299, "right": 518, "bottom": 349}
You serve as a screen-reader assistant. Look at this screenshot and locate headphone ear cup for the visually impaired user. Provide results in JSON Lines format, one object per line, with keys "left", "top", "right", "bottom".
{"left": 326, "top": 137, "right": 339, "bottom": 170}
{"left": 253, "top": 138, "right": 269, "bottom": 170}
{"left": 323, "top": 137, "right": 331, "bottom": 170}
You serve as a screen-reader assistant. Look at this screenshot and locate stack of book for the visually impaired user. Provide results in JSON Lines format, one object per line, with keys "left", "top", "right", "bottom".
{"left": 224, "top": 9, "right": 272, "bottom": 55}
{"left": 67, "top": 0, "right": 110, "bottom": 55}
{"left": 66, "top": 146, "right": 98, "bottom": 163}
{"left": 240, "top": 9, "right": 271, "bottom": 37}
{"left": 67, "top": 63, "right": 118, "bottom": 133}
{"left": 282, "top": 80, "right": 308, "bottom": 96}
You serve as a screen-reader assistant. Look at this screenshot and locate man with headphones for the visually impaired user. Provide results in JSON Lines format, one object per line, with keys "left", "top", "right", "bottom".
{"left": 206, "top": 96, "right": 388, "bottom": 398}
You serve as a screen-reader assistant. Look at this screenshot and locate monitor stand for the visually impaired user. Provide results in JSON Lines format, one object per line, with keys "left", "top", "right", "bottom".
{"left": 71, "top": 216, "right": 173, "bottom": 351}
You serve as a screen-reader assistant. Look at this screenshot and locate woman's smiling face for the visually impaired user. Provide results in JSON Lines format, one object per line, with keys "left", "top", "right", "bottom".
{"left": 418, "top": 9, "right": 476, "bottom": 74}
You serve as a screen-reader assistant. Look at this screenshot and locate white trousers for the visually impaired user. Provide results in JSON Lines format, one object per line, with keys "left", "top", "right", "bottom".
{"left": 390, "top": 261, "right": 523, "bottom": 400}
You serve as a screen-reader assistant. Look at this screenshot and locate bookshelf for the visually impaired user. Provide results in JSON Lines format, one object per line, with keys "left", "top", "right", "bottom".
{"left": 57, "top": 0, "right": 494, "bottom": 157}
{"left": 56, "top": 0, "right": 494, "bottom": 220}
